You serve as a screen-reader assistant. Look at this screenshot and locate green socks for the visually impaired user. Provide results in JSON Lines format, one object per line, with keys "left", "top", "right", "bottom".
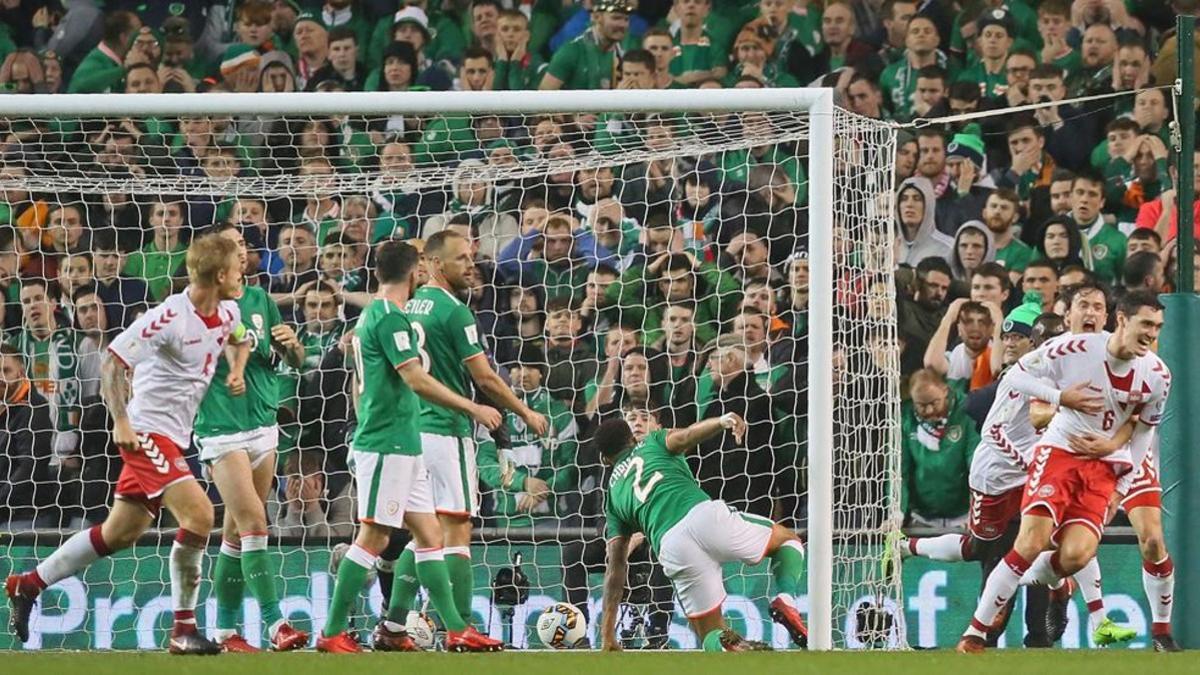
{"left": 415, "top": 549, "right": 467, "bottom": 632}
{"left": 770, "top": 540, "right": 805, "bottom": 597}
{"left": 702, "top": 628, "right": 725, "bottom": 652}
{"left": 240, "top": 534, "right": 283, "bottom": 628}
{"left": 445, "top": 547, "right": 474, "bottom": 623}
{"left": 386, "top": 546, "right": 419, "bottom": 624}
{"left": 214, "top": 545, "right": 244, "bottom": 632}
{"left": 323, "top": 544, "right": 375, "bottom": 637}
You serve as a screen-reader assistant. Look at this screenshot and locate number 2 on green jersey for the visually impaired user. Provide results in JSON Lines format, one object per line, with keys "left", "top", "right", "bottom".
{"left": 629, "top": 456, "right": 663, "bottom": 503}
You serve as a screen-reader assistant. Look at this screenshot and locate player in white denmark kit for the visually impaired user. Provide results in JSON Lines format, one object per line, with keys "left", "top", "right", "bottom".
{"left": 958, "top": 291, "right": 1171, "bottom": 653}
{"left": 7, "top": 235, "right": 246, "bottom": 655}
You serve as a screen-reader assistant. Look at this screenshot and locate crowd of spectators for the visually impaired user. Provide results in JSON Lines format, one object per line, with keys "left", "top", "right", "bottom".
{"left": 0, "top": 2, "right": 1195, "bottom": 615}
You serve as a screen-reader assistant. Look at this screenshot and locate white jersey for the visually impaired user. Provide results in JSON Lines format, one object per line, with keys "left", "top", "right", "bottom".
{"left": 108, "top": 290, "right": 241, "bottom": 448}
{"left": 1011, "top": 332, "right": 1171, "bottom": 471}
{"left": 968, "top": 374, "right": 1045, "bottom": 495}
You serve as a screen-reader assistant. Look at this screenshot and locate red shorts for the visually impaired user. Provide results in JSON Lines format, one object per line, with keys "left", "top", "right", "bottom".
{"left": 968, "top": 488, "right": 1023, "bottom": 541}
{"left": 1021, "top": 445, "right": 1117, "bottom": 541}
{"left": 114, "top": 432, "right": 196, "bottom": 515}
{"left": 1121, "top": 456, "right": 1162, "bottom": 511}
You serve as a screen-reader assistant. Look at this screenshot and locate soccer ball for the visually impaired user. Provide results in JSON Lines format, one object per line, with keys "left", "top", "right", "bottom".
{"left": 405, "top": 611, "right": 437, "bottom": 649}
{"left": 536, "top": 603, "right": 588, "bottom": 649}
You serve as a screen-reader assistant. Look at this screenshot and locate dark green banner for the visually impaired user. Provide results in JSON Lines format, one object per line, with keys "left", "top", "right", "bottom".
{"left": 0, "top": 543, "right": 1157, "bottom": 650}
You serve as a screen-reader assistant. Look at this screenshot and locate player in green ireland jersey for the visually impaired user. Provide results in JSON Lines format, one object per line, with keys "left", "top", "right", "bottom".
{"left": 596, "top": 406, "right": 809, "bottom": 652}
{"left": 386, "top": 229, "right": 548, "bottom": 632}
{"left": 194, "top": 224, "right": 309, "bottom": 652}
{"left": 317, "top": 240, "right": 505, "bottom": 654}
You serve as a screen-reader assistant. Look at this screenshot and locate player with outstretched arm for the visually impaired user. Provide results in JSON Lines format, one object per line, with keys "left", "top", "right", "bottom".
{"left": 7, "top": 234, "right": 246, "bottom": 655}
{"left": 596, "top": 406, "right": 808, "bottom": 652}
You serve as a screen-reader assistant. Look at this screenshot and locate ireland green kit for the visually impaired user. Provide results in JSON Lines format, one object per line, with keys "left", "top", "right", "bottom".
{"left": 194, "top": 285, "right": 282, "bottom": 439}
{"left": 404, "top": 284, "right": 483, "bottom": 438}
{"left": 350, "top": 298, "right": 422, "bottom": 455}
{"left": 604, "top": 429, "right": 709, "bottom": 553}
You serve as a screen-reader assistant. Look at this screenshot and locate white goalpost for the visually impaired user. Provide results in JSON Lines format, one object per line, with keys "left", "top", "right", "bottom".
{"left": 0, "top": 88, "right": 901, "bottom": 650}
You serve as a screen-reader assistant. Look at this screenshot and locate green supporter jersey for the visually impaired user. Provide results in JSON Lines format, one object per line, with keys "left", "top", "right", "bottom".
{"left": 1084, "top": 222, "right": 1127, "bottom": 286}
{"left": 543, "top": 30, "right": 620, "bottom": 90}
{"left": 995, "top": 238, "right": 1034, "bottom": 274}
{"left": 5, "top": 327, "right": 82, "bottom": 432}
{"left": 350, "top": 299, "right": 423, "bottom": 455}
{"left": 194, "top": 286, "right": 282, "bottom": 439}
{"left": 404, "top": 284, "right": 484, "bottom": 438}
{"left": 604, "top": 429, "right": 708, "bottom": 553}
{"left": 123, "top": 240, "right": 187, "bottom": 302}
{"left": 955, "top": 62, "right": 1008, "bottom": 99}
{"left": 667, "top": 28, "right": 726, "bottom": 81}
{"left": 900, "top": 395, "right": 980, "bottom": 519}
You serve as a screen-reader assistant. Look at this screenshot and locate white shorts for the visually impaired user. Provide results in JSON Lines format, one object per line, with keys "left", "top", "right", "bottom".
{"left": 422, "top": 432, "right": 478, "bottom": 517}
{"left": 197, "top": 426, "right": 279, "bottom": 469}
{"left": 352, "top": 450, "right": 434, "bottom": 529}
{"left": 656, "top": 500, "right": 774, "bottom": 618}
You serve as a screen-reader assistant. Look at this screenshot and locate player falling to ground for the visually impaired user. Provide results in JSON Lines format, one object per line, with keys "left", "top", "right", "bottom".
{"left": 6, "top": 234, "right": 245, "bottom": 655}
{"left": 193, "top": 224, "right": 308, "bottom": 652}
{"left": 317, "top": 240, "right": 506, "bottom": 654}
{"left": 957, "top": 290, "right": 1172, "bottom": 653}
{"left": 385, "top": 230, "right": 548, "bottom": 634}
{"left": 899, "top": 285, "right": 1136, "bottom": 647}
{"left": 595, "top": 406, "right": 809, "bottom": 652}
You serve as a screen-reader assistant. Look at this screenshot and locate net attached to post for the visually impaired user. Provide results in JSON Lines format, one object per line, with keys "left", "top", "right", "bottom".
{"left": 0, "top": 92, "right": 900, "bottom": 650}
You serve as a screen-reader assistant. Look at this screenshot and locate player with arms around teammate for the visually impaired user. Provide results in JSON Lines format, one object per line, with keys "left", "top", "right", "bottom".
{"left": 596, "top": 406, "right": 809, "bottom": 652}
{"left": 317, "top": 241, "right": 506, "bottom": 654}
{"left": 7, "top": 234, "right": 246, "bottom": 655}
{"left": 957, "top": 290, "right": 1172, "bottom": 653}
{"left": 194, "top": 224, "right": 309, "bottom": 652}
{"left": 386, "top": 229, "right": 549, "bottom": 632}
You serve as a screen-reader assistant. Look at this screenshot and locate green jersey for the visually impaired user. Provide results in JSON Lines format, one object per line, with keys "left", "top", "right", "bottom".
{"left": 604, "top": 429, "right": 709, "bottom": 553}
{"left": 543, "top": 29, "right": 620, "bottom": 90}
{"left": 5, "top": 327, "right": 82, "bottom": 432}
{"left": 667, "top": 28, "right": 726, "bottom": 82}
{"left": 995, "top": 238, "right": 1034, "bottom": 274}
{"left": 1083, "top": 220, "right": 1127, "bottom": 286}
{"left": 124, "top": 240, "right": 187, "bottom": 302}
{"left": 350, "top": 299, "right": 422, "bottom": 455}
{"left": 278, "top": 322, "right": 345, "bottom": 415}
{"left": 195, "top": 286, "right": 282, "bottom": 438}
{"left": 404, "top": 284, "right": 483, "bottom": 437}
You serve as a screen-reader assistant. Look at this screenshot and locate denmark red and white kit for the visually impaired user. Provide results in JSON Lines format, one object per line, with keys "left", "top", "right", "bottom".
{"left": 107, "top": 290, "right": 240, "bottom": 511}
{"left": 1008, "top": 332, "right": 1171, "bottom": 538}
{"left": 1120, "top": 439, "right": 1162, "bottom": 511}
{"left": 966, "top": 375, "right": 1044, "bottom": 540}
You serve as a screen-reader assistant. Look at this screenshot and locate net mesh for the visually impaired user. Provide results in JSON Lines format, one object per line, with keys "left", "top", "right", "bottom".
{"left": 0, "top": 100, "right": 900, "bottom": 650}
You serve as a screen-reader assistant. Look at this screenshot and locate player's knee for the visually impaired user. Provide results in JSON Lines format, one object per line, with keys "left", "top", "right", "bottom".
{"left": 179, "top": 501, "right": 215, "bottom": 535}
{"left": 104, "top": 526, "right": 141, "bottom": 551}
{"left": 1140, "top": 534, "right": 1167, "bottom": 562}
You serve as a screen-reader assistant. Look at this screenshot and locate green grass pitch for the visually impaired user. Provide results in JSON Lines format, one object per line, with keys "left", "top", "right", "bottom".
{"left": 2, "top": 650, "right": 1194, "bottom": 675}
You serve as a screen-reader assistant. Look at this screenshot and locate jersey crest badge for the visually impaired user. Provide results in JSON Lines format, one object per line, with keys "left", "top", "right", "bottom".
{"left": 946, "top": 426, "right": 963, "bottom": 442}
{"left": 1092, "top": 243, "right": 1109, "bottom": 260}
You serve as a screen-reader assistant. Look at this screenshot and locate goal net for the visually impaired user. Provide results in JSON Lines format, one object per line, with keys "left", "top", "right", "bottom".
{"left": 0, "top": 90, "right": 901, "bottom": 650}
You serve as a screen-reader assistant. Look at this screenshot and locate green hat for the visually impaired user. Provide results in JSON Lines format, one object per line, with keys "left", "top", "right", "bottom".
{"left": 1002, "top": 291, "right": 1043, "bottom": 337}
{"left": 294, "top": 11, "right": 327, "bottom": 31}
{"left": 947, "top": 132, "right": 985, "bottom": 168}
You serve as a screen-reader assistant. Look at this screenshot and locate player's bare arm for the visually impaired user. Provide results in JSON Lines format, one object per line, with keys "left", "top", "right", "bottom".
{"left": 270, "top": 323, "right": 306, "bottom": 368}
{"left": 100, "top": 352, "right": 136, "bottom": 451}
{"left": 399, "top": 359, "right": 502, "bottom": 430}
{"left": 600, "top": 535, "right": 630, "bottom": 652}
{"left": 223, "top": 339, "right": 250, "bottom": 396}
{"left": 665, "top": 413, "right": 746, "bottom": 455}
{"left": 465, "top": 354, "right": 549, "bottom": 435}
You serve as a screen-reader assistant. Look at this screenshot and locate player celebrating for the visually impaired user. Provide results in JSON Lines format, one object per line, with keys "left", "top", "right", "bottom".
{"left": 386, "top": 230, "right": 548, "bottom": 633}
{"left": 317, "top": 240, "right": 505, "bottom": 654}
{"left": 595, "top": 406, "right": 809, "bottom": 652}
{"left": 194, "top": 224, "right": 308, "bottom": 652}
{"left": 957, "top": 291, "right": 1171, "bottom": 653}
{"left": 6, "top": 234, "right": 245, "bottom": 655}
{"left": 900, "top": 285, "right": 1136, "bottom": 647}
